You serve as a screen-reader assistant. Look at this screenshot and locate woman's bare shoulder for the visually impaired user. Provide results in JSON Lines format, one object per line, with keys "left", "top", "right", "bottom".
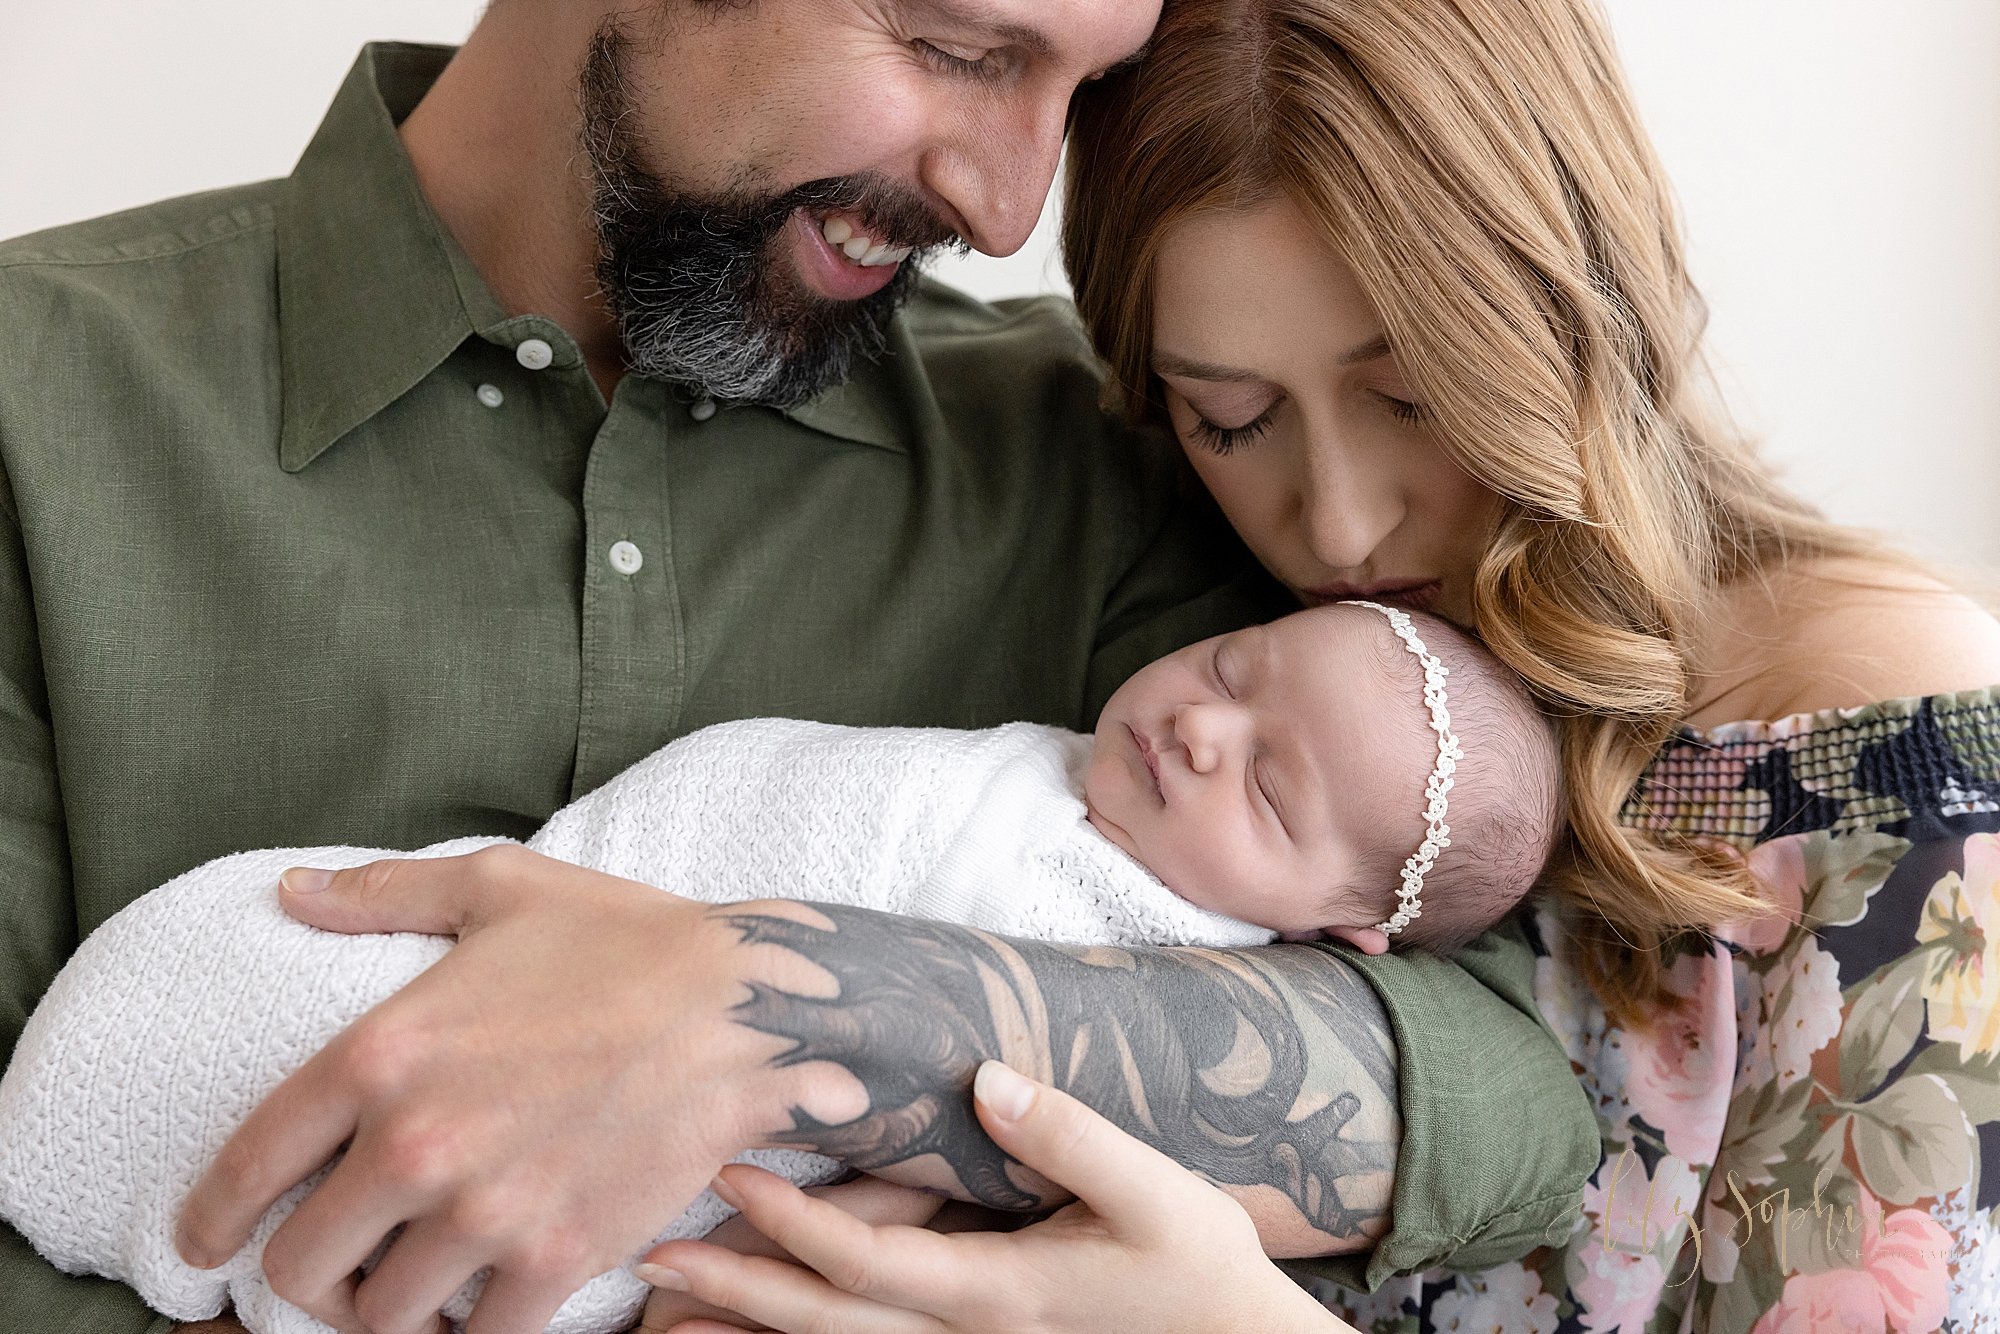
{"left": 1685, "top": 556, "right": 2000, "bottom": 728}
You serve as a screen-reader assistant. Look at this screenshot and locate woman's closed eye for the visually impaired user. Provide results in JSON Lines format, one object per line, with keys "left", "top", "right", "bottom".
{"left": 1186, "top": 407, "right": 1275, "bottom": 455}
{"left": 1372, "top": 389, "right": 1427, "bottom": 424}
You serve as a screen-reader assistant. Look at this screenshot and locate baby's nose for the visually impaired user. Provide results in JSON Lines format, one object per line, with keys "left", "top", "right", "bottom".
{"left": 1173, "top": 704, "right": 1230, "bottom": 774}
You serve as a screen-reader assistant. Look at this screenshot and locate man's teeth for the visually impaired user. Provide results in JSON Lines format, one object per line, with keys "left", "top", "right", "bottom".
{"left": 819, "top": 215, "right": 912, "bottom": 268}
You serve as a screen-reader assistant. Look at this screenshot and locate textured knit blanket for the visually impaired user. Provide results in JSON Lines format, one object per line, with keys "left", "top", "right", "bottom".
{"left": 0, "top": 719, "right": 1271, "bottom": 1334}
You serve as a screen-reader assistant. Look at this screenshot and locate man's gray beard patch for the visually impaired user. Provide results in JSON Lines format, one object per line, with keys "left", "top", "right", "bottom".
{"left": 601, "top": 242, "right": 875, "bottom": 406}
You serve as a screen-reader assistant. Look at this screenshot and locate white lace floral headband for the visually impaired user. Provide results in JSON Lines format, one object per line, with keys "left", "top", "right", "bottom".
{"left": 1342, "top": 601, "right": 1464, "bottom": 936}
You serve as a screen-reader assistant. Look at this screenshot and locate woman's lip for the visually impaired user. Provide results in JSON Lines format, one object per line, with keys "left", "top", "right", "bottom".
{"left": 1301, "top": 579, "right": 1443, "bottom": 613}
{"left": 786, "top": 208, "right": 901, "bottom": 301}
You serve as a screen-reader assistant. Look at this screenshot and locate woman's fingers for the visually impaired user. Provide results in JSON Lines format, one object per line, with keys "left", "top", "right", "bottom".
{"left": 968, "top": 1061, "right": 1208, "bottom": 1232}
{"left": 637, "top": 1175, "right": 940, "bottom": 1333}
{"left": 662, "top": 1167, "right": 970, "bottom": 1316}
{"left": 644, "top": 1243, "right": 937, "bottom": 1334}
{"left": 803, "top": 1175, "right": 952, "bottom": 1232}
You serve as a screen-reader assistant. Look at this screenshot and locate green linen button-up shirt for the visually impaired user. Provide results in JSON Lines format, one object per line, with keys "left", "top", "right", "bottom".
{"left": 0, "top": 44, "right": 1595, "bottom": 1333}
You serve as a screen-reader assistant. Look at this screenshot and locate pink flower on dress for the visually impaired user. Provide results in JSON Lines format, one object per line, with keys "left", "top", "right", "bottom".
{"left": 1585, "top": 1146, "right": 1702, "bottom": 1261}
{"left": 1571, "top": 1237, "right": 1665, "bottom": 1334}
{"left": 1728, "top": 839, "right": 1808, "bottom": 955}
{"left": 1748, "top": 1191, "right": 1953, "bottom": 1334}
{"left": 1624, "top": 949, "right": 1733, "bottom": 1164}
{"left": 1751, "top": 1268, "right": 1888, "bottom": 1332}
{"left": 1860, "top": 1191, "right": 1953, "bottom": 1334}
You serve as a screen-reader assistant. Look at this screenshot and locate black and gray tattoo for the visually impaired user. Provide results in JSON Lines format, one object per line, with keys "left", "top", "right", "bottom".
{"left": 722, "top": 904, "right": 1400, "bottom": 1249}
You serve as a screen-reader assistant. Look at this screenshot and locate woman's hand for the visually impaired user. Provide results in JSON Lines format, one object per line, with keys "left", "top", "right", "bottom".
{"left": 634, "top": 1061, "right": 1355, "bottom": 1334}
{"left": 637, "top": 1176, "right": 949, "bottom": 1331}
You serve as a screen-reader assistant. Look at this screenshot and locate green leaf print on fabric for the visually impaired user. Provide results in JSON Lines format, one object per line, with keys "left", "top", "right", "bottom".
{"left": 1766, "top": 1162, "right": 1865, "bottom": 1278}
{"left": 1792, "top": 1113, "right": 1851, "bottom": 1200}
{"left": 1802, "top": 832, "right": 1910, "bottom": 931}
{"left": 1699, "top": 1246, "right": 1783, "bottom": 1334}
{"left": 1903, "top": 1044, "right": 2000, "bottom": 1124}
{"left": 1720, "top": 1078, "right": 1814, "bottom": 1191}
{"left": 1851, "top": 1074, "right": 1978, "bottom": 1205}
{"left": 1838, "top": 951, "right": 1929, "bottom": 1098}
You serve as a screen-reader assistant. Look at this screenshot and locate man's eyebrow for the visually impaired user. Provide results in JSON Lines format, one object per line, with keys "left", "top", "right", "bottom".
{"left": 901, "top": 0, "right": 1059, "bottom": 60}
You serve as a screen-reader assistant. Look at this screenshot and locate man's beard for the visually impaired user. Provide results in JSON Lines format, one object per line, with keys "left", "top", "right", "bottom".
{"left": 578, "top": 22, "right": 961, "bottom": 407}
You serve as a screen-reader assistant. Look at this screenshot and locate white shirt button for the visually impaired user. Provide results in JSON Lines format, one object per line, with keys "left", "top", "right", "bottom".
{"left": 689, "top": 398, "right": 717, "bottom": 422}
{"left": 607, "top": 540, "right": 644, "bottom": 576}
{"left": 516, "top": 338, "right": 554, "bottom": 371}
{"left": 475, "top": 383, "right": 504, "bottom": 409}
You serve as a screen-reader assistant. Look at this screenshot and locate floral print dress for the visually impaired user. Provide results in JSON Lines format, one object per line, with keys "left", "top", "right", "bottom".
{"left": 1316, "top": 687, "right": 2000, "bottom": 1333}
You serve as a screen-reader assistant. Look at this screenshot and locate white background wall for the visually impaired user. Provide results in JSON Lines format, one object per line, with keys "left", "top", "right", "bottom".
{"left": 5, "top": 1, "right": 1996, "bottom": 567}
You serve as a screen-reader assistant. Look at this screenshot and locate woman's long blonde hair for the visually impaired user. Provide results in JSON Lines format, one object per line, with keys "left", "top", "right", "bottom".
{"left": 1063, "top": 0, "right": 1882, "bottom": 1022}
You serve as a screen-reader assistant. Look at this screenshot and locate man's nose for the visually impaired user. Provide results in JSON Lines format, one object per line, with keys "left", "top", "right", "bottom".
{"left": 924, "top": 97, "right": 1067, "bottom": 257}
{"left": 1297, "top": 449, "right": 1405, "bottom": 573}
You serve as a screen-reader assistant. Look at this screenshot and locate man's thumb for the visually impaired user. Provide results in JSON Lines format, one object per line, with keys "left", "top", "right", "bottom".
{"left": 276, "top": 838, "right": 513, "bottom": 935}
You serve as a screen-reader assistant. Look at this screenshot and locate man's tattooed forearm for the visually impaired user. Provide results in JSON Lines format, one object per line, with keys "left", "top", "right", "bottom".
{"left": 721, "top": 904, "right": 1400, "bottom": 1245}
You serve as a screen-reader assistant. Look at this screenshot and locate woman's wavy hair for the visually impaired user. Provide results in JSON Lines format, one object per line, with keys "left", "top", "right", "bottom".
{"left": 1063, "top": 0, "right": 1883, "bottom": 1023}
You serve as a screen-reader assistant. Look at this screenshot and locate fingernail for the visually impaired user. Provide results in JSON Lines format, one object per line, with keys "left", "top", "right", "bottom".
{"left": 974, "top": 1060, "right": 1036, "bottom": 1122}
{"left": 174, "top": 1224, "right": 213, "bottom": 1270}
{"left": 633, "top": 1262, "right": 688, "bottom": 1290}
{"left": 709, "top": 1173, "right": 744, "bottom": 1209}
{"left": 280, "top": 867, "right": 334, "bottom": 894}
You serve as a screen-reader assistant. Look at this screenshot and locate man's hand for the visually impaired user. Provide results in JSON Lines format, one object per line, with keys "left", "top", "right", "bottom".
{"left": 172, "top": 847, "right": 839, "bottom": 1334}
{"left": 171, "top": 851, "right": 1404, "bottom": 1334}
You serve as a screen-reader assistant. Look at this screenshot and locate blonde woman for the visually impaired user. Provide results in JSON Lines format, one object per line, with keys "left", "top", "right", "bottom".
{"left": 637, "top": 0, "right": 2000, "bottom": 1330}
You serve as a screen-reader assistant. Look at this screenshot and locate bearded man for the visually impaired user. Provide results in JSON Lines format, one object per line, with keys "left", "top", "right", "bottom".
{"left": 0, "top": 4, "right": 1593, "bottom": 1332}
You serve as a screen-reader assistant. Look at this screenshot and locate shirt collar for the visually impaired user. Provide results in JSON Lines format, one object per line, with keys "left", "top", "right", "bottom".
{"left": 278, "top": 43, "right": 510, "bottom": 472}
{"left": 277, "top": 42, "right": 910, "bottom": 469}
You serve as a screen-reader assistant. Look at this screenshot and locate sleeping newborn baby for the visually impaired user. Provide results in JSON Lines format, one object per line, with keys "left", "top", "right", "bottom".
{"left": 0, "top": 601, "right": 1560, "bottom": 1334}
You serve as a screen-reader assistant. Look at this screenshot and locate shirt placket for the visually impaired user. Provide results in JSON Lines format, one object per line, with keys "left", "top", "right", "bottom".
{"left": 573, "top": 370, "right": 693, "bottom": 798}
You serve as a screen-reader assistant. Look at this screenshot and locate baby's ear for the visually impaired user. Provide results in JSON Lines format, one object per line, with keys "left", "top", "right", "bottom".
{"left": 1323, "top": 925, "right": 1391, "bottom": 956}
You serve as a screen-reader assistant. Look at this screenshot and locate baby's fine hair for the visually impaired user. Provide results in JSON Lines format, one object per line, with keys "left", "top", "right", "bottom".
{"left": 1336, "top": 607, "right": 1562, "bottom": 954}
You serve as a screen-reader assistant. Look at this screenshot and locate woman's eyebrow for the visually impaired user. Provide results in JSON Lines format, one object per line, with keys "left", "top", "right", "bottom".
{"left": 1152, "top": 351, "right": 1267, "bottom": 383}
{"left": 1338, "top": 334, "right": 1393, "bottom": 365}
{"left": 1156, "top": 334, "right": 1391, "bottom": 380}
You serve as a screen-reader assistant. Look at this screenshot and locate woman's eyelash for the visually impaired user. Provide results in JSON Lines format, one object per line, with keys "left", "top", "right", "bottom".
{"left": 913, "top": 40, "right": 1003, "bottom": 80}
{"left": 1211, "top": 648, "right": 1233, "bottom": 697}
{"left": 1377, "top": 391, "right": 1427, "bottom": 423}
{"left": 1188, "top": 410, "right": 1274, "bottom": 455}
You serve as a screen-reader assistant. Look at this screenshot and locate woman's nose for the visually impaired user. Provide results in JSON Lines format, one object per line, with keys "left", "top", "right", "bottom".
{"left": 1297, "top": 452, "right": 1405, "bottom": 573}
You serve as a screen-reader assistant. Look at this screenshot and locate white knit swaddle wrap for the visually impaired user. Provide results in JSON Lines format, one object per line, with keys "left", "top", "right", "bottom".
{"left": 0, "top": 719, "right": 1271, "bottom": 1333}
